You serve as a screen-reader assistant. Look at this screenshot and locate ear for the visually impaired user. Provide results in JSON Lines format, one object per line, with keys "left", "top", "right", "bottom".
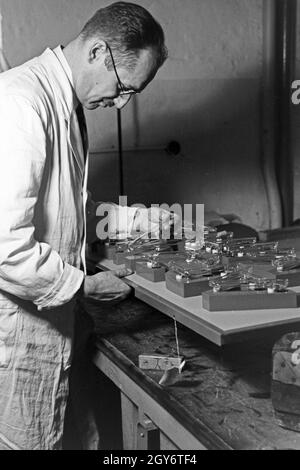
{"left": 88, "top": 40, "right": 107, "bottom": 64}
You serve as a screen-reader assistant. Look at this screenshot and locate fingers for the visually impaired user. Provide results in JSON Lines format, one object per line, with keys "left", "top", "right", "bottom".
{"left": 113, "top": 268, "right": 133, "bottom": 278}
{"left": 96, "top": 291, "right": 130, "bottom": 302}
{"left": 102, "top": 282, "right": 132, "bottom": 302}
{"left": 84, "top": 271, "right": 132, "bottom": 306}
{"left": 135, "top": 208, "right": 178, "bottom": 236}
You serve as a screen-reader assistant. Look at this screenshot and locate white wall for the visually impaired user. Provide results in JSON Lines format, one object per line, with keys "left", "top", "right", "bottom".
{"left": 0, "top": 0, "right": 268, "bottom": 230}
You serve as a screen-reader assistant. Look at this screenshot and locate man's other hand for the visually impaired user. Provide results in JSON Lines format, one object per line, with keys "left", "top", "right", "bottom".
{"left": 133, "top": 207, "right": 180, "bottom": 237}
{"left": 83, "top": 269, "right": 132, "bottom": 302}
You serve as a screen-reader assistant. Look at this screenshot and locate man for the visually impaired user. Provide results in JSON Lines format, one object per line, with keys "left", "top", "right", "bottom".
{"left": 0, "top": 48, "right": 10, "bottom": 72}
{"left": 0, "top": 2, "right": 169, "bottom": 450}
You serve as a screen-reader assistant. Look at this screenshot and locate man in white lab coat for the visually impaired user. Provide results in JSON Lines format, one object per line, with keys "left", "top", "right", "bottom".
{"left": 0, "top": 2, "right": 169, "bottom": 450}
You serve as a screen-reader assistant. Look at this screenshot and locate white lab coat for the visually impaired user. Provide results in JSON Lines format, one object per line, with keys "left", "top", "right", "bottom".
{"left": 0, "top": 47, "right": 136, "bottom": 449}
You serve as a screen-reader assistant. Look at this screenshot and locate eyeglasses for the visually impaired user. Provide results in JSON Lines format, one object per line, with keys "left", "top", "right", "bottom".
{"left": 107, "top": 44, "right": 139, "bottom": 97}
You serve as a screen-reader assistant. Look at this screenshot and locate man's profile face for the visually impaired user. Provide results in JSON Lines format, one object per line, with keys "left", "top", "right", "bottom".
{"left": 77, "top": 47, "right": 159, "bottom": 110}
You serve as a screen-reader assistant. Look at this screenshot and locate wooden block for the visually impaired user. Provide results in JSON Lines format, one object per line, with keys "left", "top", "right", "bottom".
{"left": 138, "top": 354, "right": 184, "bottom": 371}
{"left": 103, "top": 243, "right": 117, "bottom": 260}
{"left": 272, "top": 333, "right": 300, "bottom": 432}
{"left": 124, "top": 255, "right": 143, "bottom": 271}
{"left": 165, "top": 270, "right": 212, "bottom": 298}
{"left": 202, "top": 289, "right": 298, "bottom": 311}
{"left": 136, "top": 262, "right": 166, "bottom": 282}
{"left": 113, "top": 251, "right": 127, "bottom": 265}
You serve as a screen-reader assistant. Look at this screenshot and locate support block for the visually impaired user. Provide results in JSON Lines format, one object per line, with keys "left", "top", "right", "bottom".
{"left": 165, "top": 271, "right": 214, "bottom": 298}
{"left": 113, "top": 251, "right": 127, "bottom": 265}
{"left": 103, "top": 243, "right": 117, "bottom": 260}
{"left": 202, "top": 289, "right": 298, "bottom": 312}
{"left": 136, "top": 262, "right": 166, "bottom": 282}
{"left": 137, "top": 416, "right": 159, "bottom": 450}
{"left": 124, "top": 255, "right": 144, "bottom": 271}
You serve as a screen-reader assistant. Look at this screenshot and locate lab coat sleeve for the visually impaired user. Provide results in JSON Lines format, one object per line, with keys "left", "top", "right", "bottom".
{"left": 0, "top": 95, "right": 84, "bottom": 308}
{"left": 0, "top": 48, "right": 10, "bottom": 73}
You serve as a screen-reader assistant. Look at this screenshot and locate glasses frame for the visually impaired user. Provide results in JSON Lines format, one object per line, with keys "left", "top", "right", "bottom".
{"left": 107, "top": 44, "right": 139, "bottom": 97}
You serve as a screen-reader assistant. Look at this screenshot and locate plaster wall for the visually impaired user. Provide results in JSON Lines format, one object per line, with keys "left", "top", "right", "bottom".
{"left": 0, "top": 0, "right": 267, "bottom": 230}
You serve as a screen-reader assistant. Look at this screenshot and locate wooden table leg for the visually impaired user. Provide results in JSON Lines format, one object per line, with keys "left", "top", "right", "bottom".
{"left": 121, "top": 393, "right": 139, "bottom": 450}
{"left": 137, "top": 414, "right": 159, "bottom": 450}
{"left": 121, "top": 393, "right": 160, "bottom": 450}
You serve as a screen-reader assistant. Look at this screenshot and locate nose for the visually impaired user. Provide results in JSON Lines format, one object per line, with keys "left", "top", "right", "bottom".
{"left": 114, "top": 94, "right": 132, "bottom": 109}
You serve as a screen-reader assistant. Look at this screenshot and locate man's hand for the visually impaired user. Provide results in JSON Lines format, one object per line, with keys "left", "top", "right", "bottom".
{"left": 83, "top": 268, "right": 132, "bottom": 302}
{"left": 133, "top": 207, "right": 179, "bottom": 237}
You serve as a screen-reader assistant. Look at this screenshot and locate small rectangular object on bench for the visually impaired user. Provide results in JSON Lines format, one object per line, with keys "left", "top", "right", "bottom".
{"left": 124, "top": 255, "right": 144, "bottom": 271}
{"left": 202, "top": 289, "right": 298, "bottom": 311}
{"left": 136, "top": 261, "right": 166, "bottom": 282}
{"left": 139, "top": 354, "right": 184, "bottom": 371}
{"left": 165, "top": 270, "right": 217, "bottom": 298}
{"left": 113, "top": 251, "right": 127, "bottom": 265}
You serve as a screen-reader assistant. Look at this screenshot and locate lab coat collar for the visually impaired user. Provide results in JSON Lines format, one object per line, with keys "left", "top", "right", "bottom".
{"left": 39, "top": 47, "right": 78, "bottom": 119}
{"left": 38, "top": 47, "right": 86, "bottom": 176}
{"left": 53, "top": 45, "right": 74, "bottom": 89}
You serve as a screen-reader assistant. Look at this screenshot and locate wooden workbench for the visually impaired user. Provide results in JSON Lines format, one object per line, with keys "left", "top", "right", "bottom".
{"left": 87, "top": 296, "right": 300, "bottom": 450}
{"left": 95, "top": 259, "right": 300, "bottom": 346}
{"left": 84, "top": 244, "right": 300, "bottom": 450}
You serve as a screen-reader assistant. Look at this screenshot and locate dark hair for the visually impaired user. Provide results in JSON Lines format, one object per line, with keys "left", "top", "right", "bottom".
{"left": 80, "top": 1, "right": 168, "bottom": 71}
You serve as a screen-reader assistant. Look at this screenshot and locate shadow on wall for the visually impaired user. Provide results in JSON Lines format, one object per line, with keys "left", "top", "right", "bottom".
{"left": 88, "top": 67, "right": 272, "bottom": 232}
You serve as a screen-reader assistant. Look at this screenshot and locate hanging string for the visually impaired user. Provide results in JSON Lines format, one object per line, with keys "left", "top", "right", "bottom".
{"left": 174, "top": 317, "right": 180, "bottom": 361}
{"left": 173, "top": 316, "right": 185, "bottom": 374}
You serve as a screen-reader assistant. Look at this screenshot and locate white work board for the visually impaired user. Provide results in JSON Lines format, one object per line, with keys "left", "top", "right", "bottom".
{"left": 97, "top": 259, "right": 300, "bottom": 346}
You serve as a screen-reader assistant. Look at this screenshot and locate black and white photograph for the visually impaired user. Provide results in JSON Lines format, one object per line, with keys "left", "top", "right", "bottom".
{"left": 0, "top": 0, "right": 300, "bottom": 453}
